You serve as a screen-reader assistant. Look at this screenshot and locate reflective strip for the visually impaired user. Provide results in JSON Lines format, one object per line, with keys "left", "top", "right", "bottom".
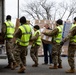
{"left": 70, "top": 24, "right": 76, "bottom": 42}
{"left": 55, "top": 25, "right": 63, "bottom": 43}
{"left": 22, "top": 25, "right": 32, "bottom": 35}
{"left": 36, "top": 41, "right": 41, "bottom": 43}
{"left": 7, "top": 26, "right": 14, "bottom": 28}
{"left": 17, "top": 39, "right": 29, "bottom": 44}
{"left": 8, "top": 22, "right": 14, "bottom": 28}
{"left": 59, "top": 26, "right": 63, "bottom": 31}
{"left": 33, "top": 41, "right": 41, "bottom": 46}
{"left": 6, "top": 33, "right": 13, "bottom": 35}
{"left": 22, "top": 32, "right": 32, "bottom": 34}
{"left": 32, "top": 30, "right": 41, "bottom": 46}
{"left": 54, "top": 38, "right": 61, "bottom": 40}
{"left": 18, "top": 25, "right": 32, "bottom": 46}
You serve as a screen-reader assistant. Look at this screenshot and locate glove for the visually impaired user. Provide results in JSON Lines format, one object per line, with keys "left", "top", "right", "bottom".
{"left": 60, "top": 41, "right": 64, "bottom": 46}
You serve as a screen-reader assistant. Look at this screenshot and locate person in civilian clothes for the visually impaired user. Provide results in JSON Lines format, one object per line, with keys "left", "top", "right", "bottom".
{"left": 42, "top": 24, "right": 52, "bottom": 65}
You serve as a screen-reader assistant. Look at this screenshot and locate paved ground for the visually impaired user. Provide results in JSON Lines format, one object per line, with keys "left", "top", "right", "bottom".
{"left": 0, "top": 46, "right": 76, "bottom": 75}
{"left": 0, "top": 55, "right": 76, "bottom": 75}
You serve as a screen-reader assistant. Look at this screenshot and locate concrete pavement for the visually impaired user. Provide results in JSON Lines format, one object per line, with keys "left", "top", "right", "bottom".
{"left": 0, "top": 46, "right": 76, "bottom": 75}
{"left": 0, "top": 55, "right": 76, "bottom": 75}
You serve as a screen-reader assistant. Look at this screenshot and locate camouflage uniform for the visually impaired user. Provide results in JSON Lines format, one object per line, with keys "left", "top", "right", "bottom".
{"left": 52, "top": 43, "right": 62, "bottom": 65}
{"left": 6, "top": 39, "right": 15, "bottom": 64}
{"left": 62, "top": 26, "right": 76, "bottom": 70}
{"left": 14, "top": 29, "right": 28, "bottom": 67}
{"left": 2, "top": 22, "right": 16, "bottom": 68}
{"left": 30, "top": 31, "right": 41, "bottom": 67}
{"left": 13, "top": 44, "right": 27, "bottom": 66}
{"left": 43, "top": 26, "right": 63, "bottom": 68}
{"left": 13, "top": 23, "right": 32, "bottom": 72}
{"left": 30, "top": 45, "right": 40, "bottom": 66}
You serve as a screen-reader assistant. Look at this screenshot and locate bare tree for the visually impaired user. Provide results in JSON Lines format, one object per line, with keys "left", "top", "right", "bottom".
{"left": 21, "top": 1, "right": 41, "bottom": 20}
{"left": 55, "top": 0, "right": 76, "bottom": 20}
{"left": 52, "top": 6, "right": 59, "bottom": 20}
{"left": 40, "top": 1, "right": 55, "bottom": 20}
{"left": 58, "top": 2, "right": 68, "bottom": 19}
{"left": 66, "top": 0, "right": 76, "bottom": 20}
{"left": 20, "top": 0, "right": 76, "bottom": 21}
{"left": 21, "top": 0, "right": 56, "bottom": 20}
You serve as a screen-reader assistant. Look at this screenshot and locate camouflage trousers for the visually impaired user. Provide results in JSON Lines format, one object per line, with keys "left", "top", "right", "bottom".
{"left": 13, "top": 44, "right": 27, "bottom": 67}
{"left": 30, "top": 45, "right": 40, "bottom": 64}
{"left": 6, "top": 39, "right": 15, "bottom": 64}
{"left": 51, "top": 43, "right": 62, "bottom": 65}
{"left": 68, "top": 44, "right": 76, "bottom": 69}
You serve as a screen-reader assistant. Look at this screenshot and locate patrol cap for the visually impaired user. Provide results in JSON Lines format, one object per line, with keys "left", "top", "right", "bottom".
{"left": 56, "top": 19, "right": 63, "bottom": 25}
{"left": 20, "top": 16, "right": 26, "bottom": 24}
{"left": 6, "top": 15, "right": 11, "bottom": 20}
{"left": 34, "top": 25, "right": 40, "bottom": 30}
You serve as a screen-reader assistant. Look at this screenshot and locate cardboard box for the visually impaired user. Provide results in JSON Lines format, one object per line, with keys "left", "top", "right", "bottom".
{"left": 34, "top": 20, "right": 54, "bottom": 29}
{"left": 41, "top": 28, "right": 52, "bottom": 44}
{"left": 15, "top": 18, "right": 20, "bottom": 32}
{"left": 61, "top": 45, "right": 68, "bottom": 56}
{"left": 38, "top": 45, "right": 44, "bottom": 56}
{"left": 61, "top": 41, "right": 69, "bottom": 56}
{"left": 35, "top": 20, "right": 40, "bottom": 24}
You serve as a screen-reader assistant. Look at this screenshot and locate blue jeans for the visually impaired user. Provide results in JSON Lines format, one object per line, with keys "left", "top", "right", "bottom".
{"left": 43, "top": 42, "right": 52, "bottom": 64}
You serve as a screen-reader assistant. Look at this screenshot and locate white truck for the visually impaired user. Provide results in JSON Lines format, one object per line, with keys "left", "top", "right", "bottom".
{"left": 0, "top": 0, "right": 7, "bottom": 59}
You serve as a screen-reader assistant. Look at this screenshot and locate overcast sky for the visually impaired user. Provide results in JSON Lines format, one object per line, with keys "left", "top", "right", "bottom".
{"left": 5, "top": 0, "right": 69, "bottom": 18}
{"left": 5, "top": 0, "right": 70, "bottom": 24}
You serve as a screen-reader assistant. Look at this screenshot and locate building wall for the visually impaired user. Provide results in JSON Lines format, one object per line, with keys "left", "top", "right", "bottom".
{"left": 0, "top": 0, "right": 4, "bottom": 32}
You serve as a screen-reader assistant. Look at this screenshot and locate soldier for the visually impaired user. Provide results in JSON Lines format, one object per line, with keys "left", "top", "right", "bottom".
{"left": 60, "top": 17, "right": 76, "bottom": 73}
{"left": 42, "top": 24, "right": 52, "bottom": 65}
{"left": 1, "top": 15, "right": 16, "bottom": 69}
{"left": 12, "top": 16, "right": 32, "bottom": 73}
{"left": 30, "top": 25, "right": 42, "bottom": 67}
{"left": 42, "top": 19, "right": 63, "bottom": 69}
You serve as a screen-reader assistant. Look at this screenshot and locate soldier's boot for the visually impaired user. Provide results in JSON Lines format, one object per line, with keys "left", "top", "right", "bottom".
{"left": 65, "top": 68, "right": 75, "bottom": 73}
{"left": 32, "top": 64, "right": 38, "bottom": 67}
{"left": 10, "top": 62, "right": 14, "bottom": 70}
{"left": 18, "top": 66, "right": 26, "bottom": 73}
{"left": 58, "top": 63, "right": 62, "bottom": 68}
{"left": 49, "top": 64, "right": 58, "bottom": 69}
{"left": 32, "top": 61, "right": 38, "bottom": 67}
{"left": 12, "top": 62, "right": 19, "bottom": 70}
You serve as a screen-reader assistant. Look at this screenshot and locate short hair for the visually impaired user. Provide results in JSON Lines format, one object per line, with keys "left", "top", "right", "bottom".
{"left": 34, "top": 25, "right": 40, "bottom": 30}
{"left": 20, "top": 16, "right": 26, "bottom": 24}
{"left": 74, "top": 17, "right": 76, "bottom": 21}
{"left": 6, "top": 15, "right": 11, "bottom": 20}
{"left": 56, "top": 19, "right": 63, "bottom": 25}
